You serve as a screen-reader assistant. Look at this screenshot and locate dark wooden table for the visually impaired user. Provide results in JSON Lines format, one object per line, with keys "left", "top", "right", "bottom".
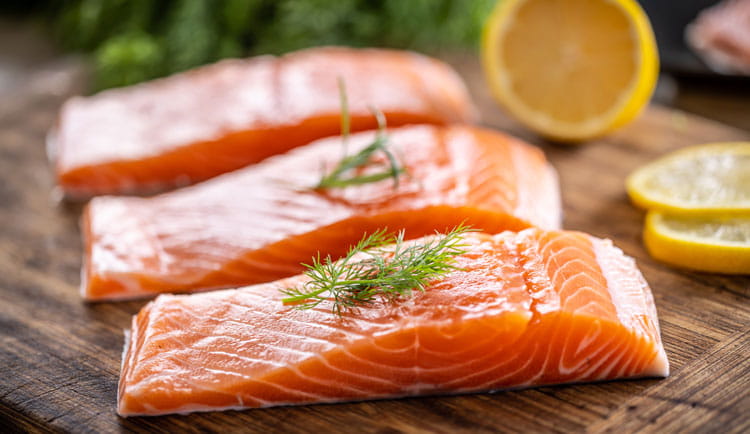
{"left": 1, "top": 23, "right": 749, "bottom": 433}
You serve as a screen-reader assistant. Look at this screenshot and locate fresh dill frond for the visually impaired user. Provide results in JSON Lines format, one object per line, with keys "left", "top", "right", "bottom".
{"left": 280, "top": 225, "right": 473, "bottom": 316}
{"left": 316, "top": 82, "right": 405, "bottom": 190}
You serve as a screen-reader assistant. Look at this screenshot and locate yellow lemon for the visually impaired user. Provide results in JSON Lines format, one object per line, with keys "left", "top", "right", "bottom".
{"left": 644, "top": 211, "right": 750, "bottom": 274}
{"left": 627, "top": 142, "right": 750, "bottom": 216}
{"left": 481, "top": 0, "right": 658, "bottom": 142}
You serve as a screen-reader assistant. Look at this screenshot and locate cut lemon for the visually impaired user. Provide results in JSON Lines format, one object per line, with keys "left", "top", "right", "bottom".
{"left": 644, "top": 211, "right": 750, "bottom": 274}
{"left": 481, "top": 0, "right": 658, "bottom": 142}
{"left": 627, "top": 142, "right": 750, "bottom": 215}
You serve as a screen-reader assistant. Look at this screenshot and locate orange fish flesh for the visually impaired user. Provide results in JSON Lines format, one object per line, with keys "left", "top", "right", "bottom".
{"left": 52, "top": 47, "right": 477, "bottom": 198}
{"left": 118, "top": 229, "right": 669, "bottom": 416}
{"left": 82, "top": 124, "right": 560, "bottom": 301}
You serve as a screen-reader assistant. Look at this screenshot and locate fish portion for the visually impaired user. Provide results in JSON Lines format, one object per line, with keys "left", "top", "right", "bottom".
{"left": 53, "top": 47, "right": 477, "bottom": 198}
{"left": 686, "top": 0, "right": 750, "bottom": 75}
{"left": 117, "top": 229, "right": 669, "bottom": 417}
{"left": 82, "top": 125, "right": 560, "bottom": 301}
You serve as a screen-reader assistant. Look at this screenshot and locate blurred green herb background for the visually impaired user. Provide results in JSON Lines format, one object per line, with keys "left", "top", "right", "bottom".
{"left": 5, "top": 0, "right": 494, "bottom": 90}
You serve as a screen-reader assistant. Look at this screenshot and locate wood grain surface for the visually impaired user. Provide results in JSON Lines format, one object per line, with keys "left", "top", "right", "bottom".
{"left": 1, "top": 55, "right": 749, "bottom": 433}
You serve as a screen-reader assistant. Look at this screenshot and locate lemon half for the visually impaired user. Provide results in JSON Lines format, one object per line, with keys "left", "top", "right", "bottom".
{"left": 481, "top": 0, "right": 658, "bottom": 142}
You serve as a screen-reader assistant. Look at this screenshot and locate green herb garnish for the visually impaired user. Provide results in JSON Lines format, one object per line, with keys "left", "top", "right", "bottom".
{"left": 316, "top": 81, "right": 404, "bottom": 190}
{"left": 337, "top": 77, "right": 350, "bottom": 156}
{"left": 50, "top": 1, "right": 495, "bottom": 90}
{"left": 281, "top": 225, "right": 472, "bottom": 316}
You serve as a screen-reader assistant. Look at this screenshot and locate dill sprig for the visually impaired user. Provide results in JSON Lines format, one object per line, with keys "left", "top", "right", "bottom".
{"left": 337, "top": 77, "right": 350, "bottom": 156}
{"left": 280, "top": 225, "right": 473, "bottom": 316}
{"left": 316, "top": 81, "right": 404, "bottom": 189}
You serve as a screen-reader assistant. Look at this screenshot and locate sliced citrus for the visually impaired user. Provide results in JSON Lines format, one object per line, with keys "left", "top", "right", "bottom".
{"left": 627, "top": 142, "right": 750, "bottom": 215}
{"left": 644, "top": 211, "right": 750, "bottom": 274}
{"left": 481, "top": 0, "right": 658, "bottom": 142}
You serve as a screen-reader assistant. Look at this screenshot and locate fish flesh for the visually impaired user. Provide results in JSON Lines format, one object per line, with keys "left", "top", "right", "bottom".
{"left": 83, "top": 125, "right": 559, "bottom": 300}
{"left": 52, "top": 47, "right": 478, "bottom": 198}
{"left": 686, "top": 0, "right": 750, "bottom": 75}
{"left": 82, "top": 124, "right": 561, "bottom": 301}
{"left": 117, "top": 229, "right": 669, "bottom": 416}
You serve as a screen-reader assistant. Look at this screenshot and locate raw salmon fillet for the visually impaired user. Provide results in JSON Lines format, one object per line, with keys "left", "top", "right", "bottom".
{"left": 52, "top": 47, "right": 477, "bottom": 198}
{"left": 118, "top": 229, "right": 669, "bottom": 416}
{"left": 82, "top": 125, "right": 560, "bottom": 301}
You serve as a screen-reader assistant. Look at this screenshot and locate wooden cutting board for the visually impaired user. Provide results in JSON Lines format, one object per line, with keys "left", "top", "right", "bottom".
{"left": 1, "top": 57, "right": 748, "bottom": 433}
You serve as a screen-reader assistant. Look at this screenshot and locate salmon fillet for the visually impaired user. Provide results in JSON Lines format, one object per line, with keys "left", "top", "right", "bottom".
{"left": 686, "top": 0, "right": 750, "bottom": 74}
{"left": 118, "top": 229, "right": 669, "bottom": 416}
{"left": 52, "top": 47, "right": 477, "bottom": 198}
{"left": 82, "top": 125, "right": 560, "bottom": 301}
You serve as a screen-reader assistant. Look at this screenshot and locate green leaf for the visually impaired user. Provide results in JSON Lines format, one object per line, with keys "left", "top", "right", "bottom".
{"left": 164, "top": 0, "right": 219, "bottom": 73}
{"left": 50, "top": 0, "right": 495, "bottom": 90}
{"left": 93, "top": 32, "right": 163, "bottom": 90}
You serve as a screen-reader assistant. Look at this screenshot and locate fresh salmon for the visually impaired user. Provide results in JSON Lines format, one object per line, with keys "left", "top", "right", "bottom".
{"left": 117, "top": 229, "right": 669, "bottom": 416}
{"left": 82, "top": 125, "right": 560, "bottom": 301}
{"left": 51, "top": 47, "right": 477, "bottom": 198}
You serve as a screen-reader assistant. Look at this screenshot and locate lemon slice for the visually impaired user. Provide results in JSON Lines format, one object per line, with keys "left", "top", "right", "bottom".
{"left": 644, "top": 212, "right": 750, "bottom": 274}
{"left": 627, "top": 142, "right": 750, "bottom": 215}
{"left": 481, "top": 0, "right": 658, "bottom": 142}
